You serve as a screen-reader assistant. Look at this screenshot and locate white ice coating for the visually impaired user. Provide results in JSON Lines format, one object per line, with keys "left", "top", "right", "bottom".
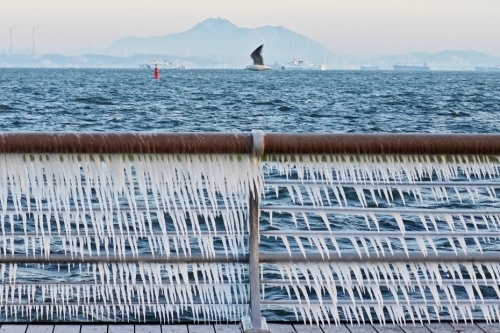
{"left": 266, "top": 260, "right": 500, "bottom": 325}
{"left": 0, "top": 153, "right": 260, "bottom": 322}
{"left": 262, "top": 154, "right": 500, "bottom": 324}
{"left": 0, "top": 153, "right": 263, "bottom": 255}
{"left": 2, "top": 152, "right": 500, "bottom": 324}
{"left": 264, "top": 155, "right": 500, "bottom": 259}
{"left": 0, "top": 262, "right": 250, "bottom": 322}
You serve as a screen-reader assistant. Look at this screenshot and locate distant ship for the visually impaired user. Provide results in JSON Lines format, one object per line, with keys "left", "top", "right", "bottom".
{"left": 475, "top": 65, "right": 500, "bottom": 72}
{"left": 393, "top": 63, "right": 430, "bottom": 71}
{"left": 360, "top": 65, "right": 379, "bottom": 71}
{"left": 139, "top": 59, "right": 187, "bottom": 69}
{"left": 164, "top": 62, "right": 187, "bottom": 70}
{"left": 282, "top": 58, "right": 327, "bottom": 71}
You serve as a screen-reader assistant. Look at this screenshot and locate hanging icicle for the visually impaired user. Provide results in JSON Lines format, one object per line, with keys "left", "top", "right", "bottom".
{"left": 261, "top": 153, "right": 500, "bottom": 325}
{"left": 0, "top": 153, "right": 258, "bottom": 322}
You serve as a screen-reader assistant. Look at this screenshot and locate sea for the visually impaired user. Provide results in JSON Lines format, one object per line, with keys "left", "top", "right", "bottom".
{"left": 1, "top": 68, "right": 500, "bottom": 323}
{"left": 1, "top": 68, "right": 499, "bottom": 133}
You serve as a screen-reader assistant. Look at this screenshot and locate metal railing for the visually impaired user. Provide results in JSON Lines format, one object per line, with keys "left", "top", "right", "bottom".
{"left": 1, "top": 132, "right": 500, "bottom": 332}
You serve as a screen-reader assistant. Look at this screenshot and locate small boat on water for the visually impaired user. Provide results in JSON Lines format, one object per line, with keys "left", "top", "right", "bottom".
{"left": 475, "top": 65, "right": 500, "bottom": 72}
{"left": 393, "top": 63, "right": 430, "bottom": 71}
{"left": 282, "top": 58, "right": 326, "bottom": 71}
{"left": 139, "top": 59, "right": 188, "bottom": 69}
{"left": 164, "top": 61, "right": 187, "bottom": 69}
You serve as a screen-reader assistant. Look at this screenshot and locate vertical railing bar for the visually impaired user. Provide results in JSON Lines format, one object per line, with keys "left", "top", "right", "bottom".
{"left": 241, "top": 129, "right": 269, "bottom": 333}
{"left": 250, "top": 129, "right": 264, "bottom": 331}
{"left": 249, "top": 182, "right": 261, "bottom": 330}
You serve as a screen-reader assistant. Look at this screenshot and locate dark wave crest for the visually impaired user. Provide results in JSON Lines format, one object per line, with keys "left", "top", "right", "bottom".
{"left": 74, "top": 97, "right": 115, "bottom": 105}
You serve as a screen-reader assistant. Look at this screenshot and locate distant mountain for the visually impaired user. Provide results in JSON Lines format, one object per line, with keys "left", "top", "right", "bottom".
{"left": 103, "top": 17, "right": 335, "bottom": 68}
{"left": 2, "top": 18, "right": 499, "bottom": 69}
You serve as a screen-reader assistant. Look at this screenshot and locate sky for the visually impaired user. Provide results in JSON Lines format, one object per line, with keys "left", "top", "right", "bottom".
{"left": 1, "top": 0, "right": 500, "bottom": 56}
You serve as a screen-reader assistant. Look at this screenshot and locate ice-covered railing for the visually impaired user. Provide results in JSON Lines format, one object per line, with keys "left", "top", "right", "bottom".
{"left": 259, "top": 133, "right": 500, "bottom": 328}
{"left": 1, "top": 132, "right": 500, "bottom": 331}
{"left": 0, "top": 132, "right": 261, "bottom": 324}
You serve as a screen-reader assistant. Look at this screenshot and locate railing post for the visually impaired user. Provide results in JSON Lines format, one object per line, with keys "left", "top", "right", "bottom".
{"left": 242, "top": 130, "right": 270, "bottom": 333}
{"left": 249, "top": 183, "right": 261, "bottom": 329}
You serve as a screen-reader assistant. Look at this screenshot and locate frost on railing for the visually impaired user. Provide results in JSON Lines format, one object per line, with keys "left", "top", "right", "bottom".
{"left": 0, "top": 153, "right": 261, "bottom": 322}
{"left": 260, "top": 154, "right": 500, "bottom": 325}
{"left": 2, "top": 132, "right": 500, "bottom": 326}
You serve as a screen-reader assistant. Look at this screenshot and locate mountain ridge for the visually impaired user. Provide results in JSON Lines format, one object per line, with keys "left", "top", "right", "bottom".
{"left": 102, "top": 18, "right": 500, "bottom": 69}
{"left": 2, "top": 18, "right": 500, "bottom": 69}
{"left": 103, "top": 17, "right": 335, "bottom": 67}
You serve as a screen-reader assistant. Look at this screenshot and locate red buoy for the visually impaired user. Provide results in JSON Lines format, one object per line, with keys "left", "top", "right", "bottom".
{"left": 154, "top": 64, "right": 159, "bottom": 79}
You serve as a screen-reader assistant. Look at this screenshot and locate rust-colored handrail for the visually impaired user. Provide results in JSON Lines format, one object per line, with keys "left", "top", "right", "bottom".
{"left": 1, "top": 132, "right": 500, "bottom": 155}
{"left": 263, "top": 133, "right": 500, "bottom": 155}
{"left": 0, "top": 132, "right": 253, "bottom": 154}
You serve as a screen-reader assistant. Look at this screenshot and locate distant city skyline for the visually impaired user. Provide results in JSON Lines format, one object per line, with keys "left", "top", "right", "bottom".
{"left": 1, "top": 0, "right": 500, "bottom": 56}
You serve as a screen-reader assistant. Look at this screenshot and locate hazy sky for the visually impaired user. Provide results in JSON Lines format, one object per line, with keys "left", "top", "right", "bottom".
{"left": 2, "top": 0, "right": 500, "bottom": 56}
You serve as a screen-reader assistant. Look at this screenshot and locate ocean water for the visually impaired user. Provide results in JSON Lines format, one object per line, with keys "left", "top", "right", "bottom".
{"left": 1, "top": 68, "right": 499, "bottom": 133}
{"left": 1, "top": 68, "right": 500, "bottom": 323}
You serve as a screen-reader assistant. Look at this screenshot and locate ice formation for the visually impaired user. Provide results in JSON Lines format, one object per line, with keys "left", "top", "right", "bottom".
{"left": 1, "top": 151, "right": 500, "bottom": 325}
{"left": 0, "top": 153, "right": 260, "bottom": 322}
{"left": 261, "top": 154, "right": 500, "bottom": 325}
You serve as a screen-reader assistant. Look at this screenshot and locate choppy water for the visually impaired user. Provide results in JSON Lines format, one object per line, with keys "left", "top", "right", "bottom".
{"left": 1, "top": 68, "right": 499, "bottom": 133}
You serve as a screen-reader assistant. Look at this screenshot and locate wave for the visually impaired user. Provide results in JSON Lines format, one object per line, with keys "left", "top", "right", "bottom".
{"left": 0, "top": 104, "right": 15, "bottom": 111}
{"left": 1, "top": 69, "right": 499, "bottom": 133}
{"left": 74, "top": 97, "right": 115, "bottom": 105}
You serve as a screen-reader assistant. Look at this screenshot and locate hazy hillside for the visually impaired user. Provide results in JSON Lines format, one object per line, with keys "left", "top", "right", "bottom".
{"left": 104, "top": 17, "right": 335, "bottom": 68}
{"left": 2, "top": 17, "right": 499, "bottom": 69}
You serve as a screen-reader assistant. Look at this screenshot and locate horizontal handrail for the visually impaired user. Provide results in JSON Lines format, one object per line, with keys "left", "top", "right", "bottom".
{"left": 3, "top": 230, "right": 498, "bottom": 238}
{"left": 261, "top": 230, "right": 500, "bottom": 237}
{"left": 0, "top": 206, "right": 245, "bottom": 213}
{"left": 0, "top": 231, "right": 245, "bottom": 237}
{"left": 0, "top": 253, "right": 249, "bottom": 264}
{"left": 259, "top": 252, "right": 500, "bottom": 262}
{"left": 10, "top": 300, "right": 500, "bottom": 307}
{"left": 1, "top": 132, "right": 500, "bottom": 154}
{"left": 264, "top": 133, "right": 500, "bottom": 155}
{"left": 261, "top": 299, "right": 500, "bottom": 306}
{"left": 0, "top": 301, "right": 248, "bottom": 307}
{"left": 262, "top": 278, "right": 498, "bottom": 285}
{"left": 265, "top": 180, "right": 500, "bottom": 186}
{"left": 262, "top": 206, "right": 500, "bottom": 215}
{"left": 4, "top": 281, "right": 250, "bottom": 286}
{"left": 5, "top": 206, "right": 499, "bottom": 216}
{"left": 6, "top": 251, "right": 496, "bottom": 264}
{"left": 4, "top": 278, "right": 496, "bottom": 286}
{"left": 0, "top": 132, "right": 253, "bottom": 154}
